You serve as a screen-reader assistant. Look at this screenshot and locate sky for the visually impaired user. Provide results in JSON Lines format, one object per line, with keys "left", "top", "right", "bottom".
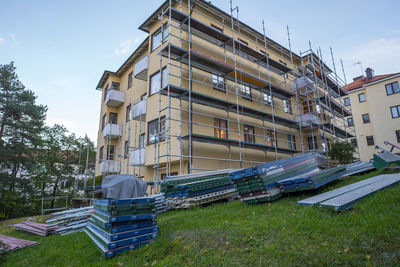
{"left": 1, "top": 0, "right": 400, "bottom": 144}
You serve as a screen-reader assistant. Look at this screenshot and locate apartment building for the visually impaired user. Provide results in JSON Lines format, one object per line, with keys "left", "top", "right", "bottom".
{"left": 344, "top": 68, "right": 400, "bottom": 161}
{"left": 95, "top": 0, "right": 354, "bottom": 186}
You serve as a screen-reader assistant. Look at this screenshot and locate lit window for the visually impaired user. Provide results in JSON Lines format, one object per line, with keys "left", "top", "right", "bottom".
{"left": 214, "top": 118, "right": 227, "bottom": 139}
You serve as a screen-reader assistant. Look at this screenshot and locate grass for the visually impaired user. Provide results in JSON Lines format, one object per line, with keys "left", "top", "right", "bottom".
{"left": 1, "top": 169, "right": 400, "bottom": 266}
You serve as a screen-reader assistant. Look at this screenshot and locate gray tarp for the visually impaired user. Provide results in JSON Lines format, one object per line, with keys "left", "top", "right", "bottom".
{"left": 101, "top": 174, "right": 147, "bottom": 199}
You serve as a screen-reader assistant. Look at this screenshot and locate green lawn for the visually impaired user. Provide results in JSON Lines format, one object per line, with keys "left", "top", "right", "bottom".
{"left": 1, "top": 169, "right": 400, "bottom": 266}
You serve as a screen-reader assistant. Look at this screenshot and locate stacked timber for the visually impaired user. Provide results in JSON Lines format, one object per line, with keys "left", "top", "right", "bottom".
{"left": 14, "top": 221, "right": 58, "bottom": 236}
{"left": 46, "top": 206, "right": 93, "bottom": 235}
{"left": 85, "top": 197, "right": 158, "bottom": 258}
{"left": 161, "top": 170, "right": 237, "bottom": 209}
{"left": 230, "top": 153, "right": 328, "bottom": 204}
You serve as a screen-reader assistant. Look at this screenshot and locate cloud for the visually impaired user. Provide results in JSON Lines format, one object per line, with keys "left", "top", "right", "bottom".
{"left": 342, "top": 37, "right": 400, "bottom": 78}
{"left": 114, "top": 34, "right": 146, "bottom": 55}
{"left": 10, "top": 33, "right": 18, "bottom": 45}
{"left": 0, "top": 36, "right": 4, "bottom": 45}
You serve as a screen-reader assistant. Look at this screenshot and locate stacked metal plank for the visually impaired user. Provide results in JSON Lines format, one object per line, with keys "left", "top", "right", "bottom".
{"left": 161, "top": 170, "right": 237, "bottom": 209}
{"left": 152, "top": 193, "right": 167, "bottom": 214}
{"left": 344, "top": 161, "right": 375, "bottom": 176}
{"left": 46, "top": 206, "right": 93, "bottom": 235}
{"left": 14, "top": 221, "right": 58, "bottom": 236}
{"left": 278, "top": 166, "right": 347, "bottom": 192}
{"left": 297, "top": 173, "right": 400, "bottom": 211}
{"left": 230, "top": 153, "right": 325, "bottom": 204}
{"left": 85, "top": 197, "right": 158, "bottom": 258}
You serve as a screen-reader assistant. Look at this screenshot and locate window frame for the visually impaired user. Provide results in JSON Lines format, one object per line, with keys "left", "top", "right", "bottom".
{"left": 385, "top": 81, "right": 400, "bottom": 96}
{"left": 139, "top": 133, "right": 146, "bottom": 148}
{"left": 307, "top": 136, "right": 318, "bottom": 151}
{"left": 243, "top": 124, "right": 255, "bottom": 143}
{"left": 358, "top": 93, "right": 366, "bottom": 103}
{"left": 267, "top": 129, "right": 277, "bottom": 147}
{"left": 147, "top": 116, "right": 166, "bottom": 145}
{"left": 390, "top": 105, "right": 400, "bottom": 118}
{"left": 344, "top": 97, "right": 350, "bottom": 106}
{"left": 212, "top": 73, "right": 225, "bottom": 92}
{"left": 395, "top": 130, "right": 400, "bottom": 143}
{"left": 103, "top": 83, "right": 109, "bottom": 101}
{"left": 362, "top": 113, "right": 370, "bottom": 124}
{"left": 366, "top": 136, "right": 374, "bottom": 146}
{"left": 126, "top": 104, "right": 131, "bottom": 122}
{"left": 263, "top": 93, "right": 273, "bottom": 106}
{"left": 149, "top": 68, "right": 167, "bottom": 96}
{"left": 214, "top": 118, "right": 228, "bottom": 139}
{"left": 240, "top": 84, "right": 252, "bottom": 100}
{"left": 128, "top": 71, "right": 133, "bottom": 88}
{"left": 288, "top": 134, "right": 296, "bottom": 151}
{"left": 151, "top": 24, "right": 168, "bottom": 52}
{"left": 101, "top": 114, "right": 106, "bottom": 130}
{"left": 99, "top": 146, "right": 104, "bottom": 161}
{"left": 124, "top": 141, "right": 129, "bottom": 158}
{"left": 347, "top": 117, "right": 354, "bottom": 127}
{"left": 284, "top": 99, "right": 292, "bottom": 114}
{"left": 106, "top": 145, "right": 115, "bottom": 160}
{"left": 109, "top": 112, "right": 118, "bottom": 124}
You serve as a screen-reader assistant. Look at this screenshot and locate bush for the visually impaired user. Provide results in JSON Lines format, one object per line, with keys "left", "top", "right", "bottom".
{"left": 329, "top": 141, "right": 355, "bottom": 164}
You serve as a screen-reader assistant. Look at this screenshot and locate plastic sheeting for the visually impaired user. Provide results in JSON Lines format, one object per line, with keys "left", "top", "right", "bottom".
{"left": 101, "top": 174, "right": 147, "bottom": 200}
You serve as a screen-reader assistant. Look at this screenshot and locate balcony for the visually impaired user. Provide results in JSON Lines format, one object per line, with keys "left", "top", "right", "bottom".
{"left": 105, "top": 90, "right": 125, "bottom": 107}
{"left": 296, "top": 113, "right": 321, "bottom": 127}
{"left": 100, "top": 160, "right": 120, "bottom": 174}
{"left": 132, "top": 99, "right": 147, "bottom": 120}
{"left": 134, "top": 55, "right": 148, "bottom": 81}
{"left": 103, "top": 123, "right": 122, "bottom": 139}
{"left": 130, "top": 148, "right": 145, "bottom": 166}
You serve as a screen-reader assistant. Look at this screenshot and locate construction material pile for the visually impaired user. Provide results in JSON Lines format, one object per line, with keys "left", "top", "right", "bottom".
{"left": 46, "top": 206, "right": 93, "bottom": 235}
{"left": 229, "top": 153, "right": 346, "bottom": 204}
{"left": 344, "top": 161, "right": 375, "bottom": 176}
{"left": 373, "top": 151, "right": 400, "bottom": 169}
{"left": 0, "top": 234, "right": 38, "bottom": 253}
{"left": 161, "top": 169, "right": 237, "bottom": 209}
{"left": 14, "top": 221, "right": 58, "bottom": 236}
{"left": 85, "top": 197, "right": 158, "bottom": 258}
{"left": 153, "top": 193, "right": 167, "bottom": 214}
{"left": 298, "top": 173, "right": 400, "bottom": 211}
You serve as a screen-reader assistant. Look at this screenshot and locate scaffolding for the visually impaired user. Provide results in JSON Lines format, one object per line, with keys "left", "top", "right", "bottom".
{"left": 99, "top": 0, "right": 359, "bottom": 191}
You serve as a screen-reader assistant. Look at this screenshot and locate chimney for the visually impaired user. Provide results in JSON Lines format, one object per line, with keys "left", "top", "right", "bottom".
{"left": 365, "top": 68, "right": 375, "bottom": 79}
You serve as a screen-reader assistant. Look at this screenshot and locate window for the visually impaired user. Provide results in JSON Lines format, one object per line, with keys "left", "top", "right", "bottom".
{"left": 351, "top": 138, "right": 357, "bottom": 148}
{"left": 284, "top": 99, "right": 292, "bottom": 114}
{"left": 103, "top": 83, "right": 109, "bottom": 101}
{"left": 362, "top": 113, "right": 370, "bottom": 124}
{"left": 238, "top": 38, "right": 248, "bottom": 46}
{"left": 358, "top": 93, "right": 366, "bottom": 103}
{"left": 101, "top": 114, "right": 106, "bottom": 130}
{"left": 347, "top": 117, "right": 354, "bottom": 127}
{"left": 126, "top": 104, "right": 131, "bottom": 122}
{"left": 210, "top": 23, "right": 223, "bottom": 33}
{"left": 128, "top": 71, "right": 133, "bottom": 88}
{"left": 151, "top": 25, "right": 168, "bottom": 51}
{"left": 263, "top": 93, "right": 273, "bottom": 106}
{"left": 161, "top": 172, "right": 178, "bottom": 179}
{"left": 124, "top": 141, "right": 129, "bottom": 158}
{"left": 106, "top": 145, "right": 115, "bottom": 160}
{"left": 99, "top": 146, "right": 104, "bottom": 161}
{"left": 315, "top": 104, "right": 322, "bottom": 114}
{"left": 390, "top": 105, "right": 400, "bottom": 118}
{"left": 150, "top": 68, "right": 167, "bottom": 95}
{"left": 214, "top": 118, "right": 227, "bottom": 139}
{"left": 243, "top": 125, "right": 255, "bottom": 143}
{"left": 109, "top": 112, "right": 118, "bottom": 124}
{"left": 212, "top": 74, "right": 225, "bottom": 91}
{"left": 303, "top": 101, "right": 313, "bottom": 114}
{"left": 344, "top": 97, "right": 350, "bottom": 106}
{"left": 288, "top": 134, "right": 296, "bottom": 150}
{"left": 395, "top": 130, "right": 400, "bottom": 143}
{"left": 385, "top": 82, "right": 399, "bottom": 96}
{"left": 307, "top": 136, "right": 318, "bottom": 151}
{"left": 366, "top": 136, "right": 374, "bottom": 146}
{"left": 111, "top": 82, "right": 120, "bottom": 90}
{"left": 139, "top": 134, "right": 145, "bottom": 148}
{"left": 148, "top": 117, "right": 165, "bottom": 144}
{"left": 267, "top": 130, "right": 276, "bottom": 147}
{"left": 240, "top": 84, "right": 252, "bottom": 99}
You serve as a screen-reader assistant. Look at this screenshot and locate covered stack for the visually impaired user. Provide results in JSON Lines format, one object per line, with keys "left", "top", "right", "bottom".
{"left": 85, "top": 197, "right": 158, "bottom": 258}
{"left": 46, "top": 206, "right": 93, "bottom": 235}
{"left": 161, "top": 169, "right": 237, "bottom": 209}
{"left": 230, "top": 153, "right": 325, "bottom": 204}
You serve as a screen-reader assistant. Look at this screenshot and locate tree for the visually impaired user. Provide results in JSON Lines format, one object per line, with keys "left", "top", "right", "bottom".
{"left": 329, "top": 141, "right": 355, "bottom": 165}
{"left": 0, "top": 62, "right": 47, "bottom": 219}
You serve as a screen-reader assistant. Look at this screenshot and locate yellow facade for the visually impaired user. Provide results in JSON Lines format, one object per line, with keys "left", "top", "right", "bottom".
{"left": 346, "top": 74, "right": 400, "bottom": 161}
{"left": 95, "top": 0, "right": 352, "bottom": 182}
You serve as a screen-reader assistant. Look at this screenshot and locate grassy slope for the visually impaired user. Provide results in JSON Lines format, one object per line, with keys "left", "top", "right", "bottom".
{"left": 1, "top": 170, "right": 400, "bottom": 267}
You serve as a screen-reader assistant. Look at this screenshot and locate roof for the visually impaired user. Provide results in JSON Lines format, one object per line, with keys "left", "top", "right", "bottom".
{"left": 345, "top": 72, "right": 400, "bottom": 92}
{"left": 138, "top": 0, "right": 300, "bottom": 60}
{"left": 95, "top": 37, "right": 149, "bottom": 90}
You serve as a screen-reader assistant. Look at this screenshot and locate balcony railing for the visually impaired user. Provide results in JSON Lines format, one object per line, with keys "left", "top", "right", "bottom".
{"left": 100, "top": 160, "right": 120, "bottom": 174}
{"left": 134, "top": 56, "right": 149, "bottom": 81}
{"left": 132, "top": 99, "right": 147, "bottom": 120}
{"left": 103, "top": 123, "right": 122, "bottom": 139}
{"left": 296, "top": 113, "right": 321, "bottom": 127}
{"left": 130, "top": 148, "right": 145, "bottom": 166}
{"left": 105, "top": 90, "right": 125, "bottom": 107}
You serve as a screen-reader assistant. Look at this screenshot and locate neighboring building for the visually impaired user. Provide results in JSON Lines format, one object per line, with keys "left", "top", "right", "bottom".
{"left": 95, "top": 0, "right": 354, "bottom": 184}
{"left": 344, "top": 68, "right": 400, "bottom": 161}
